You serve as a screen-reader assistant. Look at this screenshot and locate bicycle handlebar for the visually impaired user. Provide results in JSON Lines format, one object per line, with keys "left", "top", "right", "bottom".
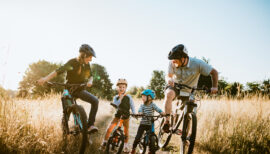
{"left": 130, "top": 114, "right": 170, "bottom": 118}
{"left": 174, "top": 83, "right": 210, "bottom": 93}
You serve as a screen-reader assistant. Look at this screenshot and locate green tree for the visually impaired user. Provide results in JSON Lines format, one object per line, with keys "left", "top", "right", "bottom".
{"left": 18, "top": 60, "right": 65, "bottom": 97}
{"left": 88, "top": 63, "right": 113, "bottom": 100}
{"left": 218, "top": 78, "right": 229, "bottom": 95}
{"left": 225, "top": 82, "right": 243, "bottom": 97}
{"left": 127, "top": 86, "right": 139, "bottom": 96}
{"left": 147, "top": 70, "right": 166, "bottom": 100}
{"left": 261, "top": 78, "right": 270, "bottom": 94}
{"left": 135, "top": 86, "right": 145, "bottom": 98}
{"left": 246, "top": 82, "right": 261, "bottom": 93}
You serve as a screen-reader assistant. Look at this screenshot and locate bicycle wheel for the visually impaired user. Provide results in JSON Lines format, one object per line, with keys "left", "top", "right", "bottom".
{"left": 179, "top": 112, "right": 197, "bottom": 154}
{"left": 62, "top": 104, "right": 88, "bottom": 154}
{"left": 138, "top": 136, "right": 147, "bottom": 154}
{"left": 158, "top": 116, "right": 175, "bottom": 148}
{"left": 105, "top": 130, "right": 125, "bottom": 154}
{"left": 149, "top": 134, "right": 159, "bottom": 154}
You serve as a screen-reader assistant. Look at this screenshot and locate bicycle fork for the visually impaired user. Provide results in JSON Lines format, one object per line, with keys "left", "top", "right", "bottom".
{"left": 181, "top": 103, "right": 196, "bottom": 141}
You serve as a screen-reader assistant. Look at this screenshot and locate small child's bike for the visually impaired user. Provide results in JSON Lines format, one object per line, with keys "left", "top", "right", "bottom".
{"left": 132, "top": 114, "right": 170, "bottom": 154}
{"left": 105, "top": 103, "right": 129, "bottom": 154}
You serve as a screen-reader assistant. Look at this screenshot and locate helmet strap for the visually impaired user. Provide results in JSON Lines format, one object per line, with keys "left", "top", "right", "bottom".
{"left": 179, "top": 57, "right": 188, "bottom": 67}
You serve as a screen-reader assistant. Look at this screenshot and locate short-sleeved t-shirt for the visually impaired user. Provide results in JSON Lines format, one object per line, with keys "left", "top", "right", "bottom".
{"left": 168, "top": 57, "right": 212, "bottom": 96}
{"left": 56, "top": 58, "right": 92, "bottom": 84}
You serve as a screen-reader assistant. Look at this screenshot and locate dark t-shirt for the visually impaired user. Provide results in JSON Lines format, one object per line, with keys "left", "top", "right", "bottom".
{"left": 56, "top": 58, "right": 92, "bottom": 84}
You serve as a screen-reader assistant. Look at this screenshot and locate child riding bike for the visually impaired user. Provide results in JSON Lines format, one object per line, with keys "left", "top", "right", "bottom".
{"left": 131, "top": 89, "right": 165, "bottom": 154}
{"left": 100, "top": 79, "right": 136, "bottom": 153}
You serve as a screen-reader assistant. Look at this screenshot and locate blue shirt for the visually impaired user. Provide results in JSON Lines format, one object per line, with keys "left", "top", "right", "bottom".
{"left": 138, "top": 102, "right": 163, "bottom": 125}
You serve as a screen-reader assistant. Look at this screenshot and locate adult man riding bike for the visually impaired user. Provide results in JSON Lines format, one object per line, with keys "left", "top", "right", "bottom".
{"left": 37, "top": 44, "right": 99, "bottom": 133}
{"left": 163, "top": 44, "right": 218, "bottom": 132}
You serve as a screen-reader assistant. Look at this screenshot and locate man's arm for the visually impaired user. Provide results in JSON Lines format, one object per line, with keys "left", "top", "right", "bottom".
{"left": 166, "top": 73, "right": 174, "bottom": 87}
{"left": 210, "top": 68, "right": 218, "bottom": 94}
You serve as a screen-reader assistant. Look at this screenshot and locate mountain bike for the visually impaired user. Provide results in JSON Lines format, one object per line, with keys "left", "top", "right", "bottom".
{"left": 158, "top": 83, "right": 208, "bottom": 154}
{"left": 105, "top": 103, "right": 129, "bottom": 154}
{"left": 132, "top": 114, "right": 170, "bottom": 154}
{"left": 47, "top": 82, "right": 92, "bottom": 154}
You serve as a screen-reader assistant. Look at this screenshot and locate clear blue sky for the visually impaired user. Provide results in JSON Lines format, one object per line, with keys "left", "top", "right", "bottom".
{"left": 0, "top": 0, "right": 270, "bottom": 90}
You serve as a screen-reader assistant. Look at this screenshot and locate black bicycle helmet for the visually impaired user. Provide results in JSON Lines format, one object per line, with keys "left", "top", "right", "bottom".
{"left": 168, "top": 44, "right": 188, "bottom": 60}
{"left": 79, "top": 44, "right": 96, "bottom": 58}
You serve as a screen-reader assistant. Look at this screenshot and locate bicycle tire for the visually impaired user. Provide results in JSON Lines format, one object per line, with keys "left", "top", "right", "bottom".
{"left": 150, "top": 134, "right": 159, "bottom": 154}
{"left": 138, "top": 136, "right": 147, "bottom": 154}
{"left": 62, "top": 104, "right": 88, "bottom": 154}
{"left": 105, "top": 130, "right": 125, "bottom": 154}
{"left": 180, "top": 112, "right": 197, "bottom": 154}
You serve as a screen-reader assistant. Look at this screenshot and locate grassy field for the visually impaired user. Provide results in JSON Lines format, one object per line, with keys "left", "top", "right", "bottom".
{"left": 0, "top": 95, "right": 269, "bottom": 154}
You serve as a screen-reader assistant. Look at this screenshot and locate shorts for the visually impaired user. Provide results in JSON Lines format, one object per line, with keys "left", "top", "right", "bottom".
{"left": 165, "top": 85, "right": 189, "bottom": 102}
{"left": 165, "top": 85, "right": 180, "bottom": 96}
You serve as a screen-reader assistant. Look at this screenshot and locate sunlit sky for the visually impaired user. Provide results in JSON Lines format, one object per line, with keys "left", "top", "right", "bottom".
{"left": 0, "top": 0, "right": 270, "bottom": 90}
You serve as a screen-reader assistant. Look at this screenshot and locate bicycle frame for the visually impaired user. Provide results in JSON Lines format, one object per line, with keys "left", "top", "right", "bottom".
{"left": 48, "top": 82, "right": 87, "bottom": 132}
{"left": 132, "top": 114, "right": 169, "bottom": 153}
{"left": 174, "top": 83, "right": 207, "bottom": 154}
{"left": 62, "top": 89, "right": 84, "bottom": 130}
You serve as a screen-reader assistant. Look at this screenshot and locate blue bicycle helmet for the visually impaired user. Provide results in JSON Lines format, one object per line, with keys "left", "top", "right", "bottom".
{"left": 141, "top": 89, "right": 156, "bottom": 99}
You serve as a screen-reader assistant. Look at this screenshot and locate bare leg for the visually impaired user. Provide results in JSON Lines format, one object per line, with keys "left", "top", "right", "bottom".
{"left": 164, "top": 89, "right": 176, "bottom": 122}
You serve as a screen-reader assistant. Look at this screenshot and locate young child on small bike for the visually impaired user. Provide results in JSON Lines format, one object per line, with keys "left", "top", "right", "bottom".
{"left": 131, "top": 89, "right": 165, "bottom": 154}
{"left": 100, "top": 79, "right": 136, "bottom": 153}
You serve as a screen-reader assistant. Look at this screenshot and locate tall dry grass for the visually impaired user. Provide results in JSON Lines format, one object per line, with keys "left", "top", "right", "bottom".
{"left": 0, "top": 94, "right": 113, "bottom": 154}
{"left": 0, "top": 95, "right": 269, "bottom": 153}
{"left": 156, "top": 95, "right": 270, "bottom": 153}
{"left": 196, "top": 96, "right": 270, "bottom": 154}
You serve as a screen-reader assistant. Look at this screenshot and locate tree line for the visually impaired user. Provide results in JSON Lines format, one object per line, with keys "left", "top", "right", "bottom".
{"left": 0, "top": 59, "right": 269, "bottom": 100}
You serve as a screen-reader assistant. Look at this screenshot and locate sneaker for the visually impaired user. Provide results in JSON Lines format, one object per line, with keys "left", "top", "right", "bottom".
{"left": 130, "top": 149, "right": 136, "bottom": 154}
{"left": 162, "top": 122, "right": 170, "bottom": 133}
{"left": 123, "top": 145, "right": 129, "bottom": 153}
{"left": 88, "top": 125, "right": 98, "bottom": 133}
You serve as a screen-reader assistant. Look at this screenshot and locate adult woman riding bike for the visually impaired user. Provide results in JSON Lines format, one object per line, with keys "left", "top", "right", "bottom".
{"left": 37, "top": 44, "right": 99, "bottom": 133}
